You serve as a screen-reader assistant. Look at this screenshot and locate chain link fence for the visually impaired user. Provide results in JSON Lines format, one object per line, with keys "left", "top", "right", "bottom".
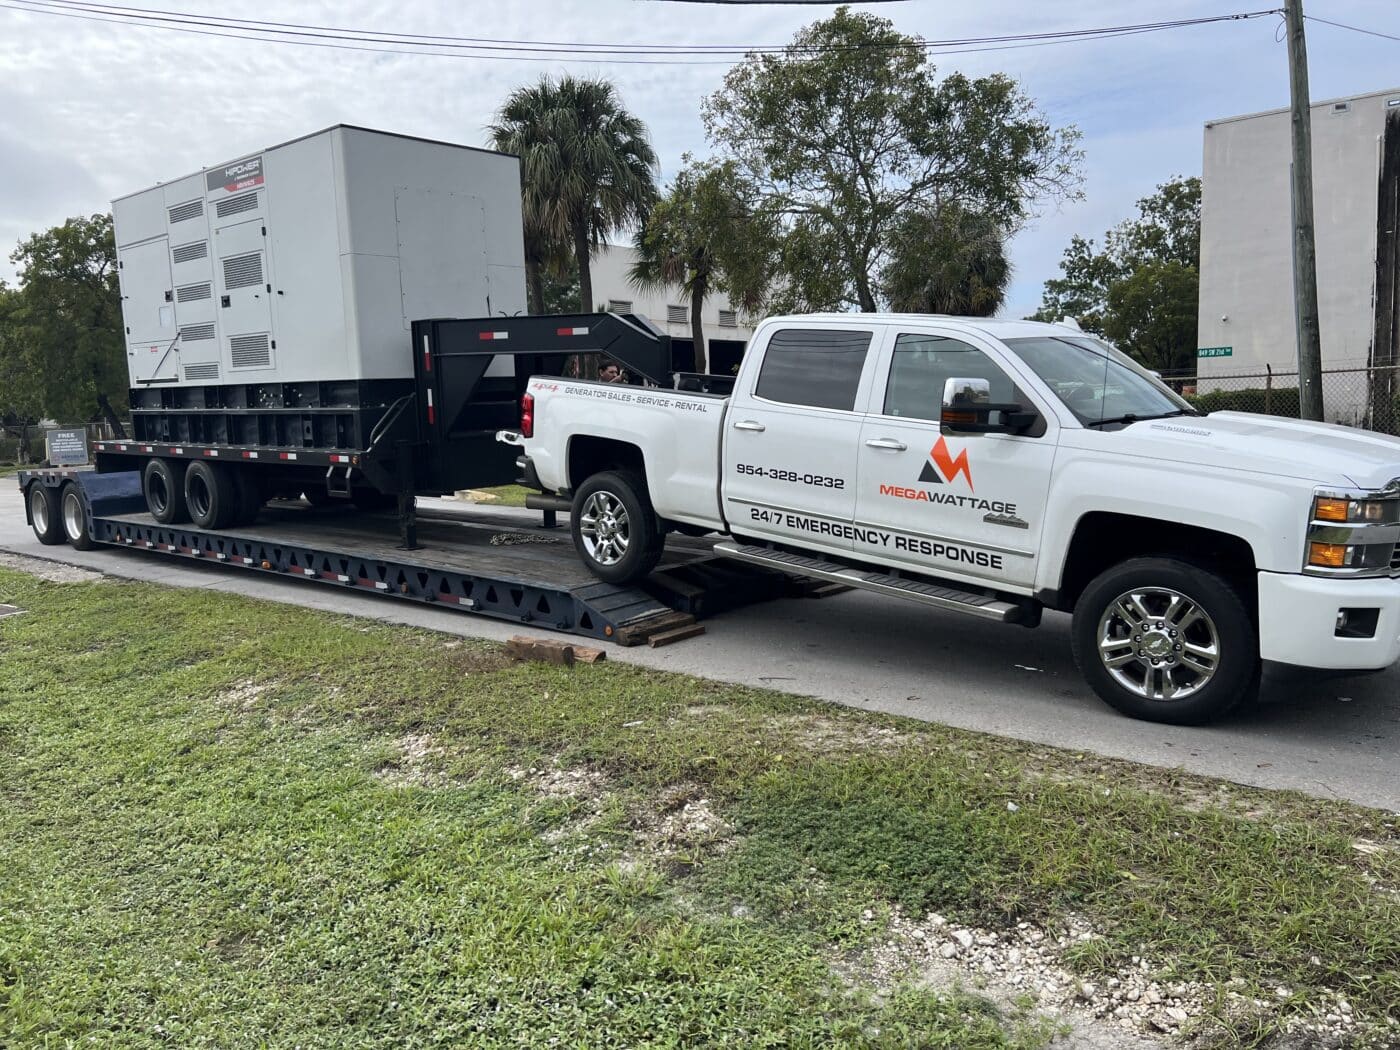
{"left": 1165, "top": 364, "right": 1400, "bottom": 436}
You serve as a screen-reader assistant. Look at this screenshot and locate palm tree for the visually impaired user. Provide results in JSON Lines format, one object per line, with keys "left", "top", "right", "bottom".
{"left": 489, "top": 75, "right": 659, "bottom": 314}
{"left": 882, "top": 206, "right": 1011, "bottom": 317}
{"left": 631, "top": 160, "right": 771, "bottom": 374}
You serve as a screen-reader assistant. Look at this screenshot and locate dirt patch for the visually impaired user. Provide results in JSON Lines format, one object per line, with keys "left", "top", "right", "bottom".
{"left": 375, "top": 731, "right": 451, "bottom": 788}
{"left": 216, "top": 679, "right": 273, "bottom": 713}
{"left": 763, "top": 712, "right": 914, "bottom": 754}
{"left": 631, "top": 782, "right": 733, "bottom": 857}
{"left": 0, "top": 552, "right": 104, "bottom": 584}
{"left": 831, "top": 907, "right": 1381, "bottom": 1048}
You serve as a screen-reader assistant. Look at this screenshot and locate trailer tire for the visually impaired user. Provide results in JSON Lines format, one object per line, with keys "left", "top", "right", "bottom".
{"left": 570, "top": 470, "right": 664, "bottom": 585}
{"left": 143, "top": 458, "right": 189, "bottom": 524}
{"left": 185, "top": 460, "right": 239, "bottom": 530}
{"left": 302, "top": 488, "right": 341, "bottom": 508}
{"left": 60, "top": 482, "right": 96, "bottom": 550}
{"left": 1071, "top": 557, "right": 1258, "bottom": 726}
{"left": 27, "top": 483, "right": 64, "bottom": 545}
{"left": 233, "top": 468, "right": 264, "bottom": 526}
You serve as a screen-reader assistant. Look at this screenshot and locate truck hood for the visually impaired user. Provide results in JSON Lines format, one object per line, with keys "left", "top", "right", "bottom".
{"left": 1068, "top": 411, "right": 1400, "bottom": 489}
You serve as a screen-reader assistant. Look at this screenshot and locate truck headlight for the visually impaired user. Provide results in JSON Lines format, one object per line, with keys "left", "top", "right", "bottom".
{"left": 1313, "top": 495, "right": 1400, "bottom": 525}
{"left": 1307, "top": 485, "right": 1400, "bottom": 576}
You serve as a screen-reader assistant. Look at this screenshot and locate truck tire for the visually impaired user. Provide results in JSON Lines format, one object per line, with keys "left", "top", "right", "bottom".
{"left": 1071, "top": 557, "right": 1258, "bottom": 726}
{"left": 184, "top": 460, "right": 239, "bottom": 530}
{"left": 143, "top": 458, "right": 188, "bottom": 524}
{"left": 570, "top": 470, "right": 664, "bottom": 585}
{"left": 28, "top": 483, "right": 64, "bottom": 545}
{"left": 60, "top": 482, "right": 97, "bottom": 550}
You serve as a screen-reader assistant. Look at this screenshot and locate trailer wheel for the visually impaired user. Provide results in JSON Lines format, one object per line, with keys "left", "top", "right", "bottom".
{"left": 1071, "top": 557, "right": 1258, "bottom": 726}
{"left": 233, "top": 469, "right": 264, "bottom": 526}
{"left": 185, "top": 460, "right": 239, "bottom": 530}
{"left": 570, "top": 470, "right": 664, "bottom": 585}
{"left": 27, "top": 483, "right": 64, "bottom": 545}
{"left": 143, "top": 458, "right": 188, "bottom": 524}
{"left": 60, "top": 483, "right": 97, "bottom": 550}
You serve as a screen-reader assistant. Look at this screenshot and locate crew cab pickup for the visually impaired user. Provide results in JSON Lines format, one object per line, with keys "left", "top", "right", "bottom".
{"left": 503, "top": 315, "right": 1400, "bottom": 724}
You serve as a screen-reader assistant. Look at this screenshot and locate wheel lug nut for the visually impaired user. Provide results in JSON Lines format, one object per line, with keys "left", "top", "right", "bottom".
{"left": 1133, "top": 635, "right": 1140, "bottom": 643}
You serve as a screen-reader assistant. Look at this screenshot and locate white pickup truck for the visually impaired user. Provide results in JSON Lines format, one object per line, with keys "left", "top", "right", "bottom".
{"left": 502, "top": 315, "right": 1400, "bottom": 724}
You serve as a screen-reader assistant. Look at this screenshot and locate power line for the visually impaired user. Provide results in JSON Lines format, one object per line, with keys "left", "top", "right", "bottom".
{"left": 1304, "top": 14, "right": 1400, "bottom": 44}
{"left": 0, "top": 0, "right": 1284, "bottom": 65}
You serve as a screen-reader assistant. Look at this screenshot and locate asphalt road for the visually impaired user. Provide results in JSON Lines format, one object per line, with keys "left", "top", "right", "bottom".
{"left": 3, "top": 492, "right": 1397, "bottom": 812}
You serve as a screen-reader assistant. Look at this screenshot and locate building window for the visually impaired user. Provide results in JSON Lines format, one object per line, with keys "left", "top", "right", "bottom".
{"left": 718, "top": 309, "right": 738, "bottom": 328}
{"left": 607, "top": 299, "right": 633, "bottom": 313}
{"left": 667, "top": 304, "right": 688, "bottom": 325}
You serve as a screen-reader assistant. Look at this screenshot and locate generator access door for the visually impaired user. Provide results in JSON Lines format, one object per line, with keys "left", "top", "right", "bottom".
{"left": 213, "top": 218, "right": 275, "bottom": 375}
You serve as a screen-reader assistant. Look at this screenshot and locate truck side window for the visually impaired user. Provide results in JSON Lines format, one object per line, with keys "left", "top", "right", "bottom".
{"left": 754, "top": 329, "right": 872, "bottom": 411}
{"left": 884, "top": 334, "right": 1017, "bottom": 421}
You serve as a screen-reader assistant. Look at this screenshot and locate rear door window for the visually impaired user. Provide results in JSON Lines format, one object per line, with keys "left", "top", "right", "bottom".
{"left": 754, "top": 328, "right": 872, "bottom": 411}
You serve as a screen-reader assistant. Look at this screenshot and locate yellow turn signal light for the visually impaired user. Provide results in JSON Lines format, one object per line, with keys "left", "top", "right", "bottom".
{"left": 1308, "top": 542, "right": 1350, "bottom": 568}
{"left": 1314, "top": 497, "right": 1350, "bottom": 522}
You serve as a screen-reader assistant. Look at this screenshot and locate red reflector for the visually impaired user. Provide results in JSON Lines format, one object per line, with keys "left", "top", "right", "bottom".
{"left": 520, "top": 392, "right": 535, "bottom": 439}
{"left": 427, "top": 405, "right": 436, "bottom": 425}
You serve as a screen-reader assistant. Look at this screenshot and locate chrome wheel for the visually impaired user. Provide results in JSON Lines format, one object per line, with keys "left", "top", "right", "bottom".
{"left": 30, "top": 487, "right": 50, "bottom": 534}
{"left": 62, "top": 489, "right": 84, "bottom": 541}
{"left": 578, "top": 491, "right": 631, "bottom": 566}
{"left": 1096, "top": 587, "right": 1220, "bottom": 702}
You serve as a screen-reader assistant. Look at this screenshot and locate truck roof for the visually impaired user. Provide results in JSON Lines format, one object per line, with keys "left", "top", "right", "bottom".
{"left": 761, "top": 313, "right": 1086, "bottom": 340}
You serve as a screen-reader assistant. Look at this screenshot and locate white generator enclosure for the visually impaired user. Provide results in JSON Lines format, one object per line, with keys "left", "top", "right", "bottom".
{"left": 112, "top": 125, "right": 527, "bottom": 389}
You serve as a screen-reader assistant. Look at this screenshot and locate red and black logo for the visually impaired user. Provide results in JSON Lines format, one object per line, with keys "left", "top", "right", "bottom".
{"left": 918, "top": 436, "right": 974, "bottom": 491}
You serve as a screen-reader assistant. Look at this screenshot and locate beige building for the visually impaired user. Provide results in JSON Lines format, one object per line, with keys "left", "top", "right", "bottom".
{"left": 1197, "top": 88, "right": 1400, "bottom": 424}
{"left": 591, "top": 243, "right": 754, "bottom": 375}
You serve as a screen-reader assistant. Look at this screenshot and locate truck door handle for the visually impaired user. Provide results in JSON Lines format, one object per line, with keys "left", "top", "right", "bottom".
{"left": 865, "top": 438, "right": 907, "bottom": 451}
{"left": 733, "top": 420, "right": 766, "bottom": 432}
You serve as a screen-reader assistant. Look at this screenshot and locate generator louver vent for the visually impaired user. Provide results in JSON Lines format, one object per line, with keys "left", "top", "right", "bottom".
{"left": 229, "top": 332, "right": 272, "bottom": 369}
{"left": 183, "top": 362, "right": 220, "bottom": 381}
{"left": 179, "top": 323, "right": 215, "bottom": 342}
{"left": 215, "top": 191, "right": 259, "bottom": 219}
{"left": 222, "top": 252, "right": 263, "bottom": 290}
{"left": 171, "top": 240, "right": 208, "bottom": 264}
{"left": 176, "top": 282, "right": 212, "bottom": 303}
{"left": 168, "top": 199, "right": 204, "bottom": 224}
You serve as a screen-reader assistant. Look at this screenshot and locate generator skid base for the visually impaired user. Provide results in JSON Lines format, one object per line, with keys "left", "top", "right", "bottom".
{"left": 16, "top": 470, "right": 800, "bottom": 647}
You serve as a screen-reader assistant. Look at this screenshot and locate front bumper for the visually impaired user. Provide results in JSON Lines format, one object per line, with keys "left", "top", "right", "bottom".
{"left": 1257, "top": 571, "right": 1400, "bottom": 670}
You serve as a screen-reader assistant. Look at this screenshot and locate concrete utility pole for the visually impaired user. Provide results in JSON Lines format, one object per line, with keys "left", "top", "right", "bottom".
{"left": 1284, "top": 0, "right": 1325, "bottom": 421}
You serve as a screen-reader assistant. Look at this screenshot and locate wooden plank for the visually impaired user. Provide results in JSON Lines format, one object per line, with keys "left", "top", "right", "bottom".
{"left": 646, "top": 623, "right": 707, "bottom": 648}
{"left": 505, "top": 635, "right": 575, "bottom": 667}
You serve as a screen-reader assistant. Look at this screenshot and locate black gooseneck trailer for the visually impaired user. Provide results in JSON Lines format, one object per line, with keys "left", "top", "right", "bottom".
{"left": 16, "top": 312, "right": 777, "bottom": 647}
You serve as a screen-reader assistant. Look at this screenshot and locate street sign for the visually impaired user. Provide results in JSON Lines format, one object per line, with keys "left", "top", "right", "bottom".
{"left": 45, "top": 428, "right": 89, "bottom": 466}
{"left": 1197, "top": 346, "right": 1233, "bottom": 359}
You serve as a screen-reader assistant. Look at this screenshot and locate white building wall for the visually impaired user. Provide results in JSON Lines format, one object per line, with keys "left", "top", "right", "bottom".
{"left": 1198, "top": 89, "right": 1400, "bottom": 418}
{"left": 590, "top": 243, "right": 753, "bottom": 373}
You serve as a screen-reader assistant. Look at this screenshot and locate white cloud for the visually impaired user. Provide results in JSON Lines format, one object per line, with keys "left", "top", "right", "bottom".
{"left": 1, "top": 0, "right": 1396, "bottom": 309}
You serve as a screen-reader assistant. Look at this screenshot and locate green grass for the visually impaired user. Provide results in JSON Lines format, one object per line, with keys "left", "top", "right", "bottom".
{"left": 471, "top": 484, "right": 533, "bottom": 507}
{"left": 1, "top": 567, "right": 1397, "bottom": 1048}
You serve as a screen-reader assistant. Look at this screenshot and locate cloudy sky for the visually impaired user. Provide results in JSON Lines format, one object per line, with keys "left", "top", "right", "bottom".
{"left": 0, "top": 0, "right": 1396, "bottom": 317}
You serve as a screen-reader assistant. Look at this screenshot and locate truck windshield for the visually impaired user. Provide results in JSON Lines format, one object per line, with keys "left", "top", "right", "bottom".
{"left": 1000, "top": 335, "right": 1196, "bottom": 427}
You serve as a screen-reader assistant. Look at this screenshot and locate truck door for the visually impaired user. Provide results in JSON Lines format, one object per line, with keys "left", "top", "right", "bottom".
{"left": 721, "top": 325, "right": 877, "bottom": 556}
{"left": 855, "top": 329, "right": 1056, "bottom": 590}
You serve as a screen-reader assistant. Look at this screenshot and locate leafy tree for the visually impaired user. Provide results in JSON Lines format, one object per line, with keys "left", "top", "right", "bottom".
{"left": 882, "top": 206, "right": 1009, "bottom": 316}
{"left": 540, "top": 268, "right": 580, "bottom": 316}
{"left": 702, "top": 6, "right": 1082, "bottom": 312}
{"left": 489, "top": 75, "right": 659, "bottom": 315}
{"left": 629, "top": 159, "right": 775, "bottom": 373}
{"left": 1032, "top": 176, "right": 1201, "bottom": 373}
{"left": 9, "top": 215, "right": 128, "bottom": 434}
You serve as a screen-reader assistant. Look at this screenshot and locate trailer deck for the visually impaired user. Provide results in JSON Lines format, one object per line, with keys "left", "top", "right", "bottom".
{"left": 17, "top": 469, "right": 809, "bottom": 646}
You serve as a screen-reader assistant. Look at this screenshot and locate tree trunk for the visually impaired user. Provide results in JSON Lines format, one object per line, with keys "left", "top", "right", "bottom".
{"left": 690, "top": 280, "right": 708, "bottom": 375}
{"left": 95, "top": 392, "right": 127, "bottom": 438}
{"left": 573, "top": 223, "right": 593, "bottom": 314}
{"left": 855, "top": 268, "right": 877, "bottom": 312}
{"left": 526, "top": 261, "right": 544, "bottom": 315}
